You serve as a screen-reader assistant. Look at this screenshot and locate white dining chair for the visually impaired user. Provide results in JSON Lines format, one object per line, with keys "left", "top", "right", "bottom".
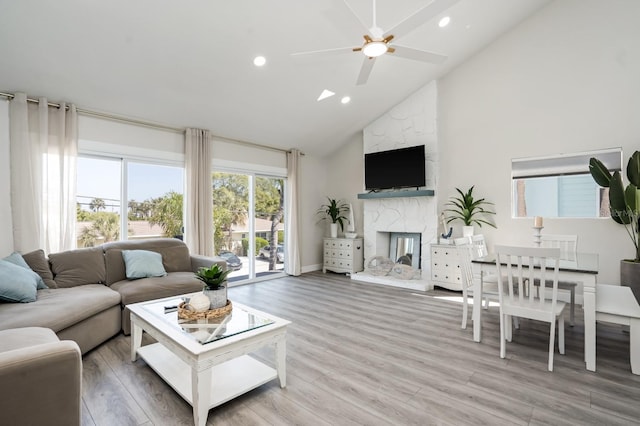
{"left": 495, "top": 245, "right": 565, "bottom": 371}
{"left": 455, "top": 237, "right": 475, "bottom": 330}
{"left": 536, "top": 234, "right": 578, "bottom": 326}
{"left": 457, "top": 235, "right": 498, "bottom": 309}
{"left": 454, "top": 237, "right": 500, "bottom": 329}
{"left": 596, "top": 284, "right": 640, "bottom": 375}
{"left": 471, "top": 235, "right": 501, "bottom": 307}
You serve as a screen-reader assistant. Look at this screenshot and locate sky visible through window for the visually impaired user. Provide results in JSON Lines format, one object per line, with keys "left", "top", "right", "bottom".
{"left": 77, "top": 157, "right": 183, "bottom": 211}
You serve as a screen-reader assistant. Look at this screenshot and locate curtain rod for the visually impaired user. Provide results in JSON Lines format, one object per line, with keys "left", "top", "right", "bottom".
{"left": 0, "top": 91, "right": 301, "bottom": 156}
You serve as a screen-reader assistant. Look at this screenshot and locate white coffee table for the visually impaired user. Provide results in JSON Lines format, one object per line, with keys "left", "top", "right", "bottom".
{"left": 128, "top": 295, "right": 290, "bottom": 426}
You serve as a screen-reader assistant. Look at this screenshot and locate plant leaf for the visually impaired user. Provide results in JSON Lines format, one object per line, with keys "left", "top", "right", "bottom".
{"left": 589, "top": 157, "right": 612, "bottom": 188}
{"left": 627, "top": 151, "right": 640, "bottom": 187}
{"left": 610, "top": 171, "right": 630, "bottom": 224}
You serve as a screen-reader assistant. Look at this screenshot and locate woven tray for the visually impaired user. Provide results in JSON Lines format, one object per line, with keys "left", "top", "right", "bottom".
{"left": 178, "top": 300, "right": 233, "bottom": 320}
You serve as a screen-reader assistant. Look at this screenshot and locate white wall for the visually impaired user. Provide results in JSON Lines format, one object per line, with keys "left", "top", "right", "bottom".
{"left": 298, "top": 153, "right": 332, "bottom": 272}
{"left": 438, "top": 0, "right": 640, "bottom": 284}
{"left": 0, "top": 100, "right": 14, "bottom": 256}
{"left": 301, "top": 132, "right": 365, "bottom": 271}
{"left": 325, "top": 133, "right": 365, "bottom": 235}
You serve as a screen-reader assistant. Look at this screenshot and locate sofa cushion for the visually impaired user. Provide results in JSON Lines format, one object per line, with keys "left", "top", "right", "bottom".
{"left": 48, "top": 247, "right": 105, "bottom": 288}
{"left": 3, "top": 252, "right": 47, "bottom": 289}
{"left": 0, "top": 259, "right": 39, "bottom": 303}
{"left": 103, "top": 238, "right": 191, "bottom": 285}
{"left": 110, "top": 272, "right": 203, "bottom": 306}
{"left": 22, "top": 249, "right": 57, "bottom": 289}
{"left": 122, "top": 250, "right": 167, "bottom": 279}
{"left": 0, "top": 327, "right": 58, "bottom": 353}
{"left": 0, "top": 285, "right": 121, "bottom": 332}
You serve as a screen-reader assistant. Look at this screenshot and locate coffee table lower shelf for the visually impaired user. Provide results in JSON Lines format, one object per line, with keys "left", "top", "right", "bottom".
{"left": 137, "top": 342, "right": 277, "bottom": 408}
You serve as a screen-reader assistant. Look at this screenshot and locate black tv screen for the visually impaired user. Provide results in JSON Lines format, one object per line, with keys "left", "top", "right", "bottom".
{"left": 365, "top": 145, "right": 426, "bottom": 191}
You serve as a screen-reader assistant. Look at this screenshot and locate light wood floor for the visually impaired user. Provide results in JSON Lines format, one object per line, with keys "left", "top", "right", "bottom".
{"left": 81, "top": 271, "right": 640, "bottom": 425}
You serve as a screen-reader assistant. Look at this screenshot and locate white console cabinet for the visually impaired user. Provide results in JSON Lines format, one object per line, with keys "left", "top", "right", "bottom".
{"left": 323, "top": 238, "right": 363, "bottom": 275}
{"left": 430, "top": 244, "right": 462, "bottom": 291}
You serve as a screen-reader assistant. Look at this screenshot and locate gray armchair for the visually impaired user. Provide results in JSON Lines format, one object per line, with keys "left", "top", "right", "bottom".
{"left": 0, "top": 327, "right": 82, "bottom": 426}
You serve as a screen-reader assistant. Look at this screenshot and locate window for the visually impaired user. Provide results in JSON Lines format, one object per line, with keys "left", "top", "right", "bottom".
{"left": 512, "top": 148, "right": 621, "bottom": 219}
{"left": 77, "top": 155, "right": 184, "bottom": 247}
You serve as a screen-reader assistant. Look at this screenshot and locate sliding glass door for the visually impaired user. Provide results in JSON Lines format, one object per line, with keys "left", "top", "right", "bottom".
{"left": 212, "top": 171, "right": 286, "bottom": 282}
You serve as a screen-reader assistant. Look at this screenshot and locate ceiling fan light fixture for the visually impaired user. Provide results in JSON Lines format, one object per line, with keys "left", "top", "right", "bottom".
{"left": 362, "top": 41, "right": 388, "bottom": 58}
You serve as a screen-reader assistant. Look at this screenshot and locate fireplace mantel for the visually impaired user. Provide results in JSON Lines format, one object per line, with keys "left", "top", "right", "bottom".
{"left": 357, "top": 189, "right": 435, "bottom": 200}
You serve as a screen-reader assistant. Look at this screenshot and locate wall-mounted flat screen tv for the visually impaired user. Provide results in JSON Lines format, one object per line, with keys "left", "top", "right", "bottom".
{"left": 364, "top": 145, "right": 426, "bottom": 191}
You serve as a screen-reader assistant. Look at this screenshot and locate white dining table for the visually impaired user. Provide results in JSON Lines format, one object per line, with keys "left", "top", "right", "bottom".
{"left": 471, "top": 252, "right": 599, "bottom": 371}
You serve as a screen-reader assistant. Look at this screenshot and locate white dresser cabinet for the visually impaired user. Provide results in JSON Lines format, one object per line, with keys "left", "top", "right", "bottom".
{"left": 323, "top": 238, "right": 364, "bottom": 275}
{"left": 430, "top": 244, "right": 462, "bottom": 291}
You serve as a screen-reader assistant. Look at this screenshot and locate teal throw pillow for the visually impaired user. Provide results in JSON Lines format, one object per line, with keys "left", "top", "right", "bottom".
{"left": 122, "top": 250, "right": 167, "bottom": 280}
{"left": 3, "top": 252, "right": 48, "bottom": 289}
{"left": 0, "top": 259, "right": 39, "bottom": 303}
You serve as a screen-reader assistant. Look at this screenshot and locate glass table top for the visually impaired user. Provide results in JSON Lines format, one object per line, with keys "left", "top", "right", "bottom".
{"left": 142, "top": 297, "right": 274, "bottom": 345}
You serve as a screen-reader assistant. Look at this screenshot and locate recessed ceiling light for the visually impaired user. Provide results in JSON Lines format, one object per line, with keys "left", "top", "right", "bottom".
{"left": 253, "top": 56, "right": 266, "bottom": 67}
{"left": 341, "top": 96, "right": 351, "bottom": 104}
{"left": 317, "top": 89, "right": 335, "bottom": 101}
{"left": 438, "top": 16, "right": 451, "bottom": 28}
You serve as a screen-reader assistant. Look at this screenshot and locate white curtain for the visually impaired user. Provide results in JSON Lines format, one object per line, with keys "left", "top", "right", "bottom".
{"left": 185, "top": 128, "right": 214, "bottom": 256}
{"left": 9, "top": 93, "right": 77, "bottom": 254}
{"left": 285, "top": 149, "right": 301, "bottom": 275}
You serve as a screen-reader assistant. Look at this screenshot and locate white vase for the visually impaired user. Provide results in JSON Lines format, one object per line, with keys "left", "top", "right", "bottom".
{"left": 330, "top": 223, "right": 338, "bottom": 238}
{"left": 462, "top": 226, "right": 474, "bottom": 237}
{"left": 204, "top": 285, "right": 228, "bottom": 309}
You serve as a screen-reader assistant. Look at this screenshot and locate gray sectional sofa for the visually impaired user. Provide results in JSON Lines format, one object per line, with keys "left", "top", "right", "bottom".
{"left": 0, "top": 238, "right": 226, "bottom": 354}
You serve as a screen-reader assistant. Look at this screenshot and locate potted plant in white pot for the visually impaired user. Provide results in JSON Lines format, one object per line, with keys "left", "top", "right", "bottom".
{"left": 444, "top": 186, "right": 497, "bottom": 236}
{"left": 317, "top": 197, "right": 349, "bottom": 238}
{"left": 195, "top": 264, "right": 231, "bottom": 309}
{"left": 589, "top": 150, "right": 640, "bottom": 301}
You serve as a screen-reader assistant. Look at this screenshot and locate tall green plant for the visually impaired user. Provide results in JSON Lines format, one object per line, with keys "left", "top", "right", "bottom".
{"left": 589, "top": 151, "right": 640, "bottom": 262}
{"left": 445, "top": 186, "right": 497, "bottom": 228}
{"left": 317, "top": 197, "right": 350, "bottom": 231}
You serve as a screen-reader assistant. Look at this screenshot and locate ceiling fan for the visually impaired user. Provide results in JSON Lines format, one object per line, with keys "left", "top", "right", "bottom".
{"left": 292, "top": 0, "right": 460, "bottom": 85}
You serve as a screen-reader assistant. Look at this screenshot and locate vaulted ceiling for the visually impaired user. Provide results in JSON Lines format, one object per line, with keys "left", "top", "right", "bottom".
{"left": 0, "top": 0, "right": 550, "bottom": 156}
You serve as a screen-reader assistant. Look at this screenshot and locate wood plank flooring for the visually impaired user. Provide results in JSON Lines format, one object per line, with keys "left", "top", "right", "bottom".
{"left": 81, "top": 271, "right": 640, "bottom": 425}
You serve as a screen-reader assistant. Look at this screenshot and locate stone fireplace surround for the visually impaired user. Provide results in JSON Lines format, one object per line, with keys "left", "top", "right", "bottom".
{"left": 350, "top": 81, "right": 439, "bottom": 291}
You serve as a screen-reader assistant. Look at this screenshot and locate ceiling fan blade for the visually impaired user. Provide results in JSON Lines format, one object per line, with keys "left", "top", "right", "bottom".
{"left": 356, "top": 57, "right": 376, "bottom": 85}
{"left": 390, "top": 45, "right": 447, "bottom": 64}
{"left": 341, "top": 0, "right": 372, "bottom": 36}
{"left": 384, "top": 0, "right": 461, "bottom": 40}
{"left": 291, "top": 46, "right": 357, "bottom": 58}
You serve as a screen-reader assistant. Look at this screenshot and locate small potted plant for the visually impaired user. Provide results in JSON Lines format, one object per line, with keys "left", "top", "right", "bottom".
{"left": 195, "top": 264, "right": 231, "bottom": 309}
{"left": 444, "top": 186, "right": 497, "bottom": 236}
{"left": 317, "top": 197, "right": 350, "bottom": 238}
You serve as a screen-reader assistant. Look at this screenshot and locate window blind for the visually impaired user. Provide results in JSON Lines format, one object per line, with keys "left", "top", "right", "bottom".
{"left": 512, "top": 148, "right": 622, "bottom": 179}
